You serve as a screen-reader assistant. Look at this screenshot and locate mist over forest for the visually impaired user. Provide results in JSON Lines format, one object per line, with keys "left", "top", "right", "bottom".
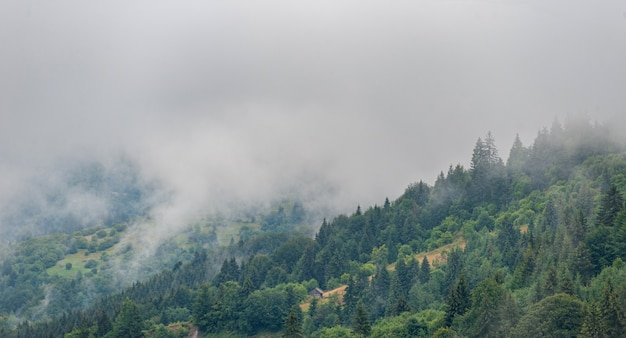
{"left": 2, "top": 1, "right": 626, "bottom": 337}
{"left": 2, "top": 1, "right": 625, "bottom": 236}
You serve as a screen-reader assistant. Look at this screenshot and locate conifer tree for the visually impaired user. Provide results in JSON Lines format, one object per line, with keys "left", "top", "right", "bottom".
{"left": 511, "top": 246, "right": 535, "bottom": 289}
{"left": 580, "top": 302, "right": 604, "bottom": 338}
{"left": 443, "top": 249, "right": 463, "bottom": 296}
{"left": 352, "top": 301, "right": 371, "bottom": 337}
{"left": 543, "top": 264, "right": 558, "bottom": 298}
{"left": 419, "top": 256, "right": 431, "bottom": 284}
{"left": 571, "top": 210, "right": 588, "bottom": 246}
{"left": 598, "top": 185, "right": 624, "bottom": 227}
{"left": 283, "top": 306, "right": 303, "bottom": 338}
{"left": 112, "top": 298, "right": 142, "bottom": 338}
{"left": 507, "top": 134, "right": 528, "bottom": 171}
{"left": 600, "top": 278, "right": 624, "bottom": 337}
{"left": 573, "top": 242, "right": 596, "bottom": 283}
{"left": 395, "top": 258, "right": 411, "bottom": 298}
{"left": 456, "top": 272, "right": 471, "bottom": 315}
{"left": 392, "top": 296, "right": 411, "bottom": 316}
{"left": 556, "top": 266, "right": 575, "bottom": 295}
{"left": 94, "top": 310, "right": 112, "bottom": 337}
{"left": 464, "top": 278, "right": 508, "bottom": 338}
{"left": 342, "top": 277, "right": 359, "bottom": 324}
{"left": 445, "top": 272, "right": 470, "bottom": 326}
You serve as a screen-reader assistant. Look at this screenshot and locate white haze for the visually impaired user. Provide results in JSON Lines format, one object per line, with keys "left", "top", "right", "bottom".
{"left": 1, "top": 0, "right": 625, "bottom": 245}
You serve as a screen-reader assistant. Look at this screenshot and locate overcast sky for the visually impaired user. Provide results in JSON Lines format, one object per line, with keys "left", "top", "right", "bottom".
{"left": 1, "top": 0, "right": 625, "bottom": 224}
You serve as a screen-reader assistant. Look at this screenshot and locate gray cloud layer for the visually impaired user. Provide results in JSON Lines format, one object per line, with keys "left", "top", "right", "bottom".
{"left": 1, "top": 1, "right": 625, "bottom": 230}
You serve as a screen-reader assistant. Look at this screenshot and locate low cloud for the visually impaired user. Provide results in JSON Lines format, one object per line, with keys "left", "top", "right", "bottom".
{"left": 1, "top": 0, "right": 625, "bottom": 244}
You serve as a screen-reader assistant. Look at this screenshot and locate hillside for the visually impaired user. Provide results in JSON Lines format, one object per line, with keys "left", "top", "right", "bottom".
{"left": 3, "top": 119, "right": 626, "bottom": 337}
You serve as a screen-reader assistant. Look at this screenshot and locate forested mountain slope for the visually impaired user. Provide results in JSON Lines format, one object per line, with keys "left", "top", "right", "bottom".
{"left": 5, "top": 118, "right": 626, "bottom": 337}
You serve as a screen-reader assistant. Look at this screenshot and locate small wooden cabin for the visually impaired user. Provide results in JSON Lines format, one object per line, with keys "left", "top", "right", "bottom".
{"left": 309, "top": 288, "right": 324, "bottom": 299}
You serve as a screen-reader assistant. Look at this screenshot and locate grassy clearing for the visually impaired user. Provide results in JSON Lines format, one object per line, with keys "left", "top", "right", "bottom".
{"left": 388, "top": 237, "right": 467, "bottom": 271}
{"left": 47, "top": 250, "right": 103, "bottom": 278}
{"left": 520, "top": 224, "right": 529, "bottom": 234}
{"left": 300, "top": 238, "right": 467, "bottom": 311}
{"left": 214, "top": 222, "right": 261, "bottom": 246}
{"left": 300, "top": 285, "right": 347, "bottom": 312}
{"left": 412, "top": 237, "right": 466, "bottom": 267}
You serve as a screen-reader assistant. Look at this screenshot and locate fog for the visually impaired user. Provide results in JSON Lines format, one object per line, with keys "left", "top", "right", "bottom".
{"left": 1, "top": 1, "right": 625, "bottom": 238}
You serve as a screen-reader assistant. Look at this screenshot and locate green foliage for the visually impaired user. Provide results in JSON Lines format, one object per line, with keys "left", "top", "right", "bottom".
{"left": 244, "top": 287, "right": 289, "bottom": 334}
{"left": 112, "top": 298, "right": 143, "bottom": 338}
{"left": 445, "top": 272, "right": 470, "bottom": 325}
{"left": 370, "top": 314, "right": 428, "bottom": 338}
{"left": 510, "top": 293, "right": 584, "bottom": 338}
{"left": 351, "top": 301, "right": 371, "bottom": 337}
{"left": 461, "top": 278, "right": 517, "bottom": 338}
{"left": 314, "top": 326, "right": 354, "bottom": 338}
{"left": 6, "top": 120, "right": 626, "bottom": 338}
{"left": 597, "top": 185, "right": 624, "bottom": 227}
{"left": 599, "top": 278, "right": 625, "bottom": 337}
{"left": 283, "top": 306, "right": 303, "bottom": 338}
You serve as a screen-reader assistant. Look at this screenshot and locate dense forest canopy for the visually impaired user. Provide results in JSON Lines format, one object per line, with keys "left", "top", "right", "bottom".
{"left": 2, "top": 118, "right": 626, "bottom": 337}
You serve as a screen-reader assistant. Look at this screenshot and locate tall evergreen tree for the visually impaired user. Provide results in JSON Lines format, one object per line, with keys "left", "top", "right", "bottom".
{"left": 571, "top": 210, "right": 588, "bottom": 247}
{"left": 392, "top": 296, "right": 411, "bottom": 316}
{"left": 464, "top": 278, "right": 511, "bottom": 338}
{"left": 283, "top": 306, "right": 303, "bottom": 338}
{"left": 419, "top": 256, "right": 431, "bottom": 284}
{"left": 352, "top": 301, "right": 371, "bottom": 337}
{"left": 469, "top": 132, "right": 505, "bottom": 206}
{"left": 543, "top": 264, "right": 558, "bottom": 298}
{"left": 112, "top": 298, "right": 142, "bottom": 338}
{"left": 395, "top": 258, "right": 412, "bottom": 298}
{"left": 342, "top": 277, "right": 361, "bottom": 325}
{"left": 580, "top": 302, "right": 604, "bottom": 338}
{"left": 94, "top": 310, "right": 112, "bottom": 337}
{"left": 445, "top": 272, "right": 470, "bottom": 326}
{"left": 507, "top": 134, "right": 529, "bottom": 172}
{"left": 598, "top": 185, "right": 624, "bottom": 227}
{"left": 442, "top": 249, "right": 463, "bottom": 296}
{"left": 600, "top": 278, "right": 624, "bottom": 337}
{"left": 456, "top": 272, "right": 471, "bottom": 315}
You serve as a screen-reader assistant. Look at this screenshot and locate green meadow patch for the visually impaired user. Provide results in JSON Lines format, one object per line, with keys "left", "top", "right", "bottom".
{"left": 46, "top": 250, "right": 102, "bottom": 278}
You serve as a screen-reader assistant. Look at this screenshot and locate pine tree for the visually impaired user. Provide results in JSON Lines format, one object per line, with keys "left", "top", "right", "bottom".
{"left": 342, "top": 277, "right": 359, "bottom": 324}
{"left": 395, "top": 259, "right": 411, "bottom": 298}
{"left": 372, "top": 266, "right": 390, "bottom": 298}
{"left": 419, "top": 256, "right": 431, "bottom": 284}
{"left": 295, "top": 242, "right": 320, "bottom": 283}
{"left": 465, "top": 278, "right": 507, "bottom": 338}
{"left": 192, "top": 284, "right": 213, "bottom": 331}
{"left": 352, "top": 301, "right": 371, "bottom": 337}
{"left": 469, "top": 132, "right": 505, "bottom": 206}
{"left": 283, "top": 306, "right": 303, "bottom": 338}
{"left": 543, "top": 264, "right": 558, "bottom": 298}
{"left": 442, "top": 249, "right": 463, "bottom": 296}
{"left": 511, "top": 246, "right": 535, "bottom": 289}
{"left": 393, "top": 296, "right": 411, "bottom": 316}
{"left": 456, "top": 272, "right": 471, "bottom": 315}
{"left": 598, "top": 184, "right": 624, "bottom": 227}
{"left": 573, "top": 242, "right": 596, "bottom": 283}
{"left": 445, "top": 286, "right": 459, "bottom": 326}
{"left": 600, "top": 278, "right": 624, "bottom": 337}
{"left": 112, "top": 298, "right": 142, "bottom": 338}
{"left": 571, "top": 210, "right": 588, "bottom": 246}
{"left": 94, "top": 310, "right": 112, "bottom": 337}
{"left": 580, "top": 302, "right": 604, "bottom": 338}
{"left": 556, "top": 266, "right": 575, "bottom": 295}
{"left": 445, "top": 272, "right": 470, "bottom": 326}
{"left": 507, "top": 134, "right": 528, "bottom": 171}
